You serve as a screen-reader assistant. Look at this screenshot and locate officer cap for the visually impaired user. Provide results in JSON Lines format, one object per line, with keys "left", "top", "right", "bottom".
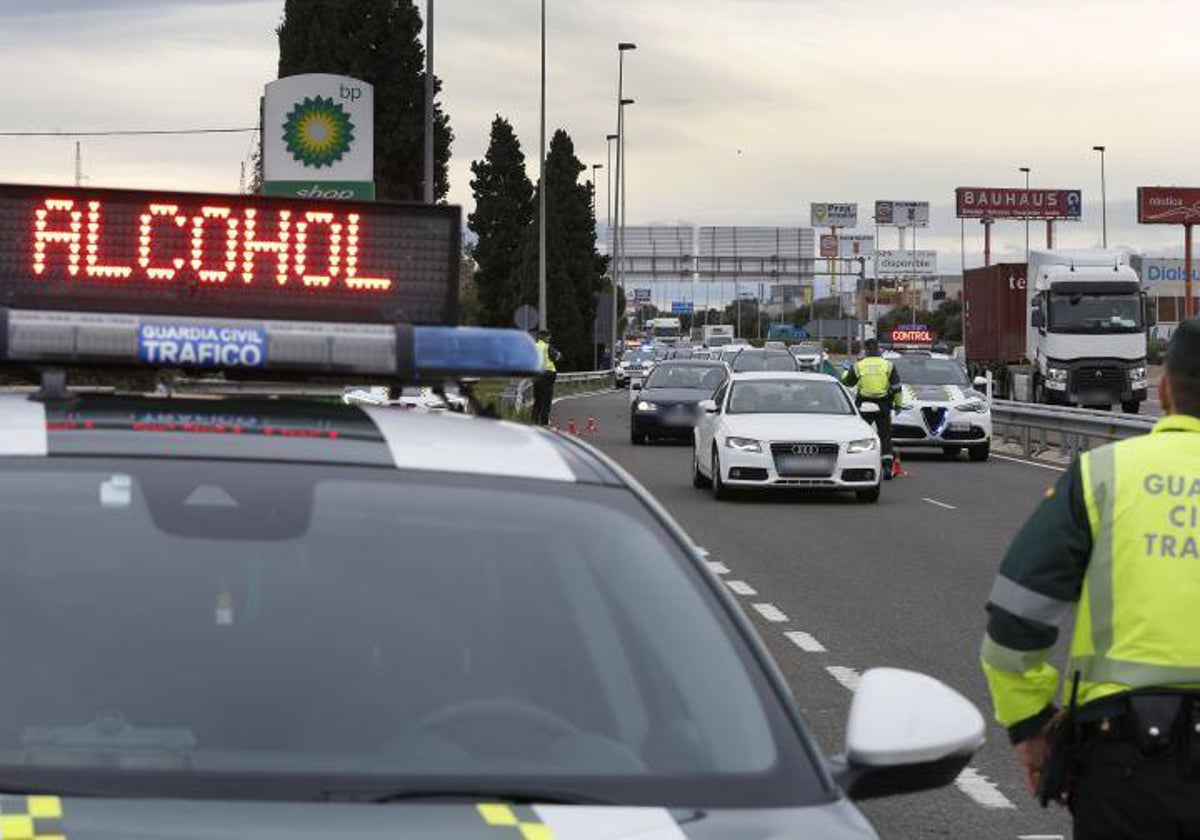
{"left": 1167, "top": 318, "right": 1200, "bottom": 379}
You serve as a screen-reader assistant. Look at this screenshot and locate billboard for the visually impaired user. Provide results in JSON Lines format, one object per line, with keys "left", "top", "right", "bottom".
{"left": 839, "top": 234, "right": 875, "bottom": 258}
{"left": 811, "top": 203, "right": 858, "bottom": 228}
{"left": 1137, "top": 187, "right": 1200, "bottom": 225}
{"left": 819, "top": 234, "right": 838, "bottom": 258}
{"left": 633, "top": 288, "right": 652, "bottom": 302}
{"left": 876, "top": 250, "right": 938, "bottom": 277}
{"left": 955, "top": 188, "right": 1082, "bottom": 220}
{"left": 874, "top": 201, "right": 929, "bottom": 228}
{"left": 670, "top": 301, "right": 694, "bottom": 315}
{"left": 263, "top": 74, "right": 375, "bottom": 200}
{"left": 3, "top": 183, "right": 460, "bottom": 325}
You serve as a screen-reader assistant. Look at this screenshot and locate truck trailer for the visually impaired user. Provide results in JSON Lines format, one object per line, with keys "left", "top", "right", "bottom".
{"left": 964, "top": 250, "right": 1148, "bottom": 412}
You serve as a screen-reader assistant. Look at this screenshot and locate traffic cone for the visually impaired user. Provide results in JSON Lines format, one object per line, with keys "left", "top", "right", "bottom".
{"left": 586, "top": 416, "right": 598, "bottom": 434}
{"left": 891, "top": 452, "right": 908, "bottom": 479}
{"left": 567, "top": 418, "right": 579, "bottom": 436}
{"left": 551, "top": 422, "right": 560, "bottom": 432}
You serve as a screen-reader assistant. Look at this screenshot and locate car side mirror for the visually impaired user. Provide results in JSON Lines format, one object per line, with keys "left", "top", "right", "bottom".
{"left": 699, "top": 399, "right": 718, "bottom": 414}
{"left": 973, "top": 376, "right": 988, "bottom": 389}
{"left": 858, "top": 402, "right": 880, "bottom": 416}
{"left": 631, "top": 380, "right": 642, "bottom": 391}
{"left": 829, "top": 668, "right": 984, "bottom": 801}
{"left": 1031, "top": 308, "right": 1044, "bottom": 330}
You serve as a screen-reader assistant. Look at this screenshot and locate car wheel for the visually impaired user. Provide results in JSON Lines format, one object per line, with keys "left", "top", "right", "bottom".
{"left": 692, "top": 448, "right": 711, "bottom": 489}
{"left": 711, "top": 449, "right": 730, "bottom": 501}
{"left": 631, "top": 430, "right": 646, "bottom": 445}
{"left": 1121, "top": 400, "right": 1141, "bottom": 415}
{"left": 942, "top": 446, "right": 963, "bottom": 459}
{"left": 856, "top": 485, "right": 881, "bottom": 503}
{"left": 969, "top": 442, "right": 990, "bottom": 462}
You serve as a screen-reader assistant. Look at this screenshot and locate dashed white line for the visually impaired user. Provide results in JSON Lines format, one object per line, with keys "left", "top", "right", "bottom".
{"left": 752, "top": 603, "right": 790, "bottom": 623}
{"left": 992, "top": 453, "right": 1067, "bottom": 473}
{"left": 954, "top": 767, "right": 1017, "bottom": 810}
{"left": 726, "top": 580, "right": 757, "bottom": 597}
{"left": 1018, "top": 835, "right": 1065, "bottom": 839}
{"left": 824, "top": 665, "right": 862, "bottom": 691}
{"left": 706, "top": 561, "right": 731, "bottom": 576}
{"left": 785, "top": 630, "right": 827, "bottom": 653}
{"left": 922, "top": 497, "right": 958, "bottom": 510}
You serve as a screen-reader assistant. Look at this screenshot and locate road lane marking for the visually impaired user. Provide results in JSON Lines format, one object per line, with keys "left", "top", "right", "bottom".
{"left": 726, "top": 580, "right": 757, "bottom": 596}
{"left": 954, "top": 767, "right": 1017, "bottom": 810}
{"left": 1018, "top": 835, "right": 1065, "bottom": 839}
{"left": 551, "top": 389, "right": 615, "bottom": 404}
{"left": 922, "top": 497, "right": 958, "bottom": 510}
{"left": 706, "top": 561, "right": 730, "bottom": 575}
{"left": 785, "top": 631, "right": 827, "bottom": 652}
{"left": 993, "top": 453, "right": 1067, "bottom": 473}
{"left": 825, "top": 665, "right": 862, "bottom": 691}
{"left": 752, "top": 603, "right": 789, "bottom": 623}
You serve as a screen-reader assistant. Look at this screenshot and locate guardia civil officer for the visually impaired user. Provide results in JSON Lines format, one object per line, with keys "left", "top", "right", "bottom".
{"left": 981, "top": 317, "right": 1200, "bottom": 838}
{"left": 841, "top": 338, "right": 902, "bottom": 477}
{"left": 532, "top": 329, "right": 560, "bottom": 427}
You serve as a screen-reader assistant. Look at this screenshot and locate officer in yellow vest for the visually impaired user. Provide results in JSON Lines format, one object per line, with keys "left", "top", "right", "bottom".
{"left": 981, "top": 317, "right": 1200, "bottom": 837}
{"left": 532, "top": 329, "right": 559, "bottom": 426}
{"left": 842, "top": 338, "right": 902, "bottom": 478}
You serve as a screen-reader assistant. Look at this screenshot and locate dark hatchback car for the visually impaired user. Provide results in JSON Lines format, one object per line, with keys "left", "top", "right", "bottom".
{"left": 630, "top": 360, "right": 729, "bottom": 445}
{"left": 729, "top": 350, "right": 800, "bottom": 373}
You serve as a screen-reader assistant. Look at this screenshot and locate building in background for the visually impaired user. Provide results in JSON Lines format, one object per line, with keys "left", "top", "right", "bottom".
{"left": 1130, "top": 255, "right": 1197, "bottom": 339}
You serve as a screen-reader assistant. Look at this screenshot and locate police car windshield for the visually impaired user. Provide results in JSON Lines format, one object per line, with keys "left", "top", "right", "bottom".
{"left": 728, "top": 379, "right": 854, "bottom": 415}
{"left": 892, "top": 357, "right": 971, "bottom": 386}
{"left": 0, "top": 460, "right": 821, "bottom": 807}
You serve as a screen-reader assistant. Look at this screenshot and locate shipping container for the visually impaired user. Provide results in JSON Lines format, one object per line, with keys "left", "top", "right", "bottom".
{"left": 964, "top": 263, "right": 1027, "bottom": 365}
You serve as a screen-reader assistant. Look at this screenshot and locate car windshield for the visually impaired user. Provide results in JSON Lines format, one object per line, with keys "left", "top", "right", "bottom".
{"left": 727, "top": 379, "right": 854, "bottom": 415}
{"left": 892, "top": 358, "right": 972, "bottom": 386}
{"left": 731, "top": 353, "right": 798, "bottom": 373}
{"left": 791, "top": 343, "right": 822, "bottom": 357}
{"left": 706, "top": 336, "right": 732, "bottom": 347}
{"left": 623, "top": 350, "right": 654, "bottom": 364}
{"left": 1048, "top": 292, "right": 1143, "bottom": 334}
{"left": 0, "top": 461, "right": 822, "bottom": 806}
{"left": 645, "top": 364, "right": 726, "bottom": 391}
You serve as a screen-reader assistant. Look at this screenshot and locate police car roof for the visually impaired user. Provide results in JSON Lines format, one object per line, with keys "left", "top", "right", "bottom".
{"left": 0, "top": 394, "right": 621, "bottom": 485}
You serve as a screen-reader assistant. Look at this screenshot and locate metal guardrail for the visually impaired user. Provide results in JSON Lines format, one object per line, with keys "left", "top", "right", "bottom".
{"left": 499, "top": 370, "right": 616, "bottom": 415}
{"left": 991, "top": 399, "right": 1156, "bottom": 460}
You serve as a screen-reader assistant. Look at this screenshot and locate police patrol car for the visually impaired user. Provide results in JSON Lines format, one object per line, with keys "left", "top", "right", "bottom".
{"left": 884, "top": 350, "right": 993, "bottom": 462}
{"left": 0, "top": 183, "right": 983, "bottom": 838}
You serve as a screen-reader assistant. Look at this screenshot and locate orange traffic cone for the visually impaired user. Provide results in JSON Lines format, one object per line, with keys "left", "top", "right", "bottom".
{"left": 551, "top": 422, "right": 560, "bottom": 432}
{"left": 586, "top": 416, "right": 598, "bottom": 434}
{"left": 891, "top": 452, "right": 907, "bottom": 479}
{"left": 567, "top": 418, "right": 579, "bottom": 436}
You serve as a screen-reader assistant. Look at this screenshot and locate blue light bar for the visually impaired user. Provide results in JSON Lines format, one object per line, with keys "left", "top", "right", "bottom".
{"left": 411, "top": 327, "right": 542, "bottom": 378}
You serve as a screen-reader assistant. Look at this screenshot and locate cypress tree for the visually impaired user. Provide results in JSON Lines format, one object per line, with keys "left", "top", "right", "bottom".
{"left": 276, "top": 0, "right": 453, "bottom": 201}
{"left": 468, "top": 116, "right": 534, "bottom": 327}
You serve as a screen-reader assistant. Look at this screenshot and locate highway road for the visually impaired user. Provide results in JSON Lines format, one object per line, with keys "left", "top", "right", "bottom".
{"left": 553, "top": 389, "right": 1074, "bottom": 840}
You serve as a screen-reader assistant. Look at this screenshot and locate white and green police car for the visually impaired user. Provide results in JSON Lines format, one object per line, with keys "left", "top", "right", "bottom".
{"left": 885, "top": 352, "right": 993, "bottom": 462}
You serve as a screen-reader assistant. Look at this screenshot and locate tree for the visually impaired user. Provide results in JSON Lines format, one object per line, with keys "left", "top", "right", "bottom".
{"left": 514, "top": 130, "right": 606, "bottom": 370}
{"left": 468, "top": 117, "right": 534, "bottom": 326}
{"left": 276, "top": 0, "right": 453, "bottom": 201}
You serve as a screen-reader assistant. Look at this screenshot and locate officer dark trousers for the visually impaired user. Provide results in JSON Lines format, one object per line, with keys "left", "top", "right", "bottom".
{"left": 1069, "top": 700, "right": 1200, "bottom": 839}
{"left": 860, "top": 397, "right": 894, "bottom": 469}
{"left": 532, "top": 371, "right": 556, "bottom": 426}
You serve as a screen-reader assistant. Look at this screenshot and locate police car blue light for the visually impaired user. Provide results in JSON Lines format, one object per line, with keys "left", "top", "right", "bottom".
{"left": 412, "top": 326, "right": 541, "bottom": 378}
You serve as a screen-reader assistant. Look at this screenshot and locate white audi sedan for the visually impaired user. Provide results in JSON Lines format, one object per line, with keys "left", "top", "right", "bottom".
{"left": 693, "top": 372, "right": 883, "bottom": 503}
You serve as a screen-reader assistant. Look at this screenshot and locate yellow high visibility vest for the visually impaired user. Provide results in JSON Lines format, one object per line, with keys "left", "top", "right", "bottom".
{"left": 536, "top": 339, "right": 556, "bottom": 373}
{"left": 854, "top": 356, "right": 893, "bottom": 399}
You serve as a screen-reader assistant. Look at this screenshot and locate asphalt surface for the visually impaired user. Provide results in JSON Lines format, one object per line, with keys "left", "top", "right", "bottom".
{"left": 552, "top": 390, "right": 1074, "bottom": 840}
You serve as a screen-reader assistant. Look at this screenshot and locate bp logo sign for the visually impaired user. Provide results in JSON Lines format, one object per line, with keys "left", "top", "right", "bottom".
{"left": 283, "top": 96, "right": 356, "bottom": 168}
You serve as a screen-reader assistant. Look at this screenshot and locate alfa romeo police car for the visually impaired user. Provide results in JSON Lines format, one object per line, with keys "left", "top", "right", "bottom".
{"left": 885, "top": 351, "right": 993, "bottom": 462}
{"left": 0, "top": 183, "right": 984, "bottom": 838}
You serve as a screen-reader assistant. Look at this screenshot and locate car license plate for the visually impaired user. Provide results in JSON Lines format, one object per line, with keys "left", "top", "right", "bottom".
{"left": 664, "top": 408, "right": 693, "bottom": 426}
{"left": 775, "top": 454, "right": 835, "bottom": 477}
{"left": 949, "top": 421, "right": 971, "bottom": 432}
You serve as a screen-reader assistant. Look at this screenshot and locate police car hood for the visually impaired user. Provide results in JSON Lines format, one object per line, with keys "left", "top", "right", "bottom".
{"left": 22, "top": 796, "right": 877, "bottom": 839}
{"left": 898, "top": 383, "right": 982, "bottom": 408}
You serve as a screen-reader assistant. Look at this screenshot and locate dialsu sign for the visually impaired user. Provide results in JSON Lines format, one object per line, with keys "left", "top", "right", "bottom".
{"left": 0, "top": 184, "right": 461, "bottom": 325}
{"left": 955, "top": 188, "right": 1082, "bottom": 220}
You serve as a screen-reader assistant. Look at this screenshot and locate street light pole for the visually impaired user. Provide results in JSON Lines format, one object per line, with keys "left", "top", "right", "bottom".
{"left": 1020, "top": 166, "right": 1030, "bottom": 262}
{"left": 424, "top": 0, "right": 435, "bottom": 203}
{"left": 1093, "top": 145, "right": 1108, "bottom": 249}
{"left": 606, "top": 133, "right": 618, "bottom": 361}
{"left": 591, "top": 164, "right": 603, "bottom": 216}
{"left": 614, "top": 43, "right": 636, "bottom": 350}
{"left": 537, "top": 0, "right": 548, "bottom": 331}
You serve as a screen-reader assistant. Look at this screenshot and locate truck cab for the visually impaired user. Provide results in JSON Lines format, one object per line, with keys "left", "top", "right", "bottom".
{"left": 1026, "top": 249, "right": 1148, "bottom": 412}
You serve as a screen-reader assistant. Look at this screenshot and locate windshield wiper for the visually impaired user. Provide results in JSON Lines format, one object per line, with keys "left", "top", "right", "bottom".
{"left": 331, "top": 786, "right": 616, "bottom": 806}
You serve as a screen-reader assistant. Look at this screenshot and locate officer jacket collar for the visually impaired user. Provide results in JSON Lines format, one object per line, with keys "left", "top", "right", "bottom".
{"left": 1153, "top": 414, "right": 1200, "bottom": 435}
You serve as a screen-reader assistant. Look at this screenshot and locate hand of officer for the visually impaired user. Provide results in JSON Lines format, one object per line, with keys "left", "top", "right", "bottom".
{"left": 1014, "top": 731, "right": 1051, "bottom": 797}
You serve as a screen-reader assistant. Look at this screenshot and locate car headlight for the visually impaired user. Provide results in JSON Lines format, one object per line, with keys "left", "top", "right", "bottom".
{"left": 725, "top": 436, "right": 762, "bottom": 453}
{"left": 636, "top": 401, "right": 658, "bottom": 412}
{"left": 1127, "top": 366, "right": 1146, "bottom": 381}
{"left": 1046, "top": 367, "right": 1068, "bottom": 383}
{"left": 957, "top": 399, "right": 988, "bottom": 414}
{"left": 847, "top": 438, "right": 877, "bottom": 453}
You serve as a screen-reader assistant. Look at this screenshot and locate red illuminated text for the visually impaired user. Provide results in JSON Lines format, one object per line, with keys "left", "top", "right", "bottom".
{"left": 31, "top": 198, "right": 392, "bottom": 292}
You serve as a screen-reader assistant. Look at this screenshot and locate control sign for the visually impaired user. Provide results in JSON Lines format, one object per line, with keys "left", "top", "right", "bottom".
{"left": 0, "top": 184, "right": 461, "bottom": 324}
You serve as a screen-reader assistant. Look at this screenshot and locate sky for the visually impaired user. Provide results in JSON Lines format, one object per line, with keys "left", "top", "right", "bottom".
{"left": 4, "top": 0, "right": 1200, "bottom": 272}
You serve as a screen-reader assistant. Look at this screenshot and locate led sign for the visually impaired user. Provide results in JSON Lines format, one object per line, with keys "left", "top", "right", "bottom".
{"left": 0, "top": 184, "right": 460, "bottom": 324}
{"left": 889, "top": 328, "right": 934, "bottom": 344}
